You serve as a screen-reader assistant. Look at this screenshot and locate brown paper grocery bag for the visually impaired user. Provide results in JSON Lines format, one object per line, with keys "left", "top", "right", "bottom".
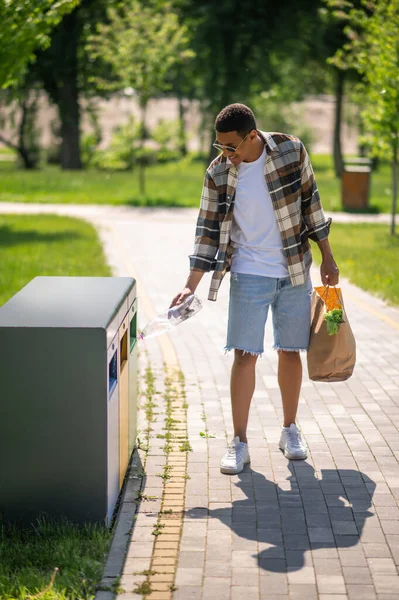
{"left": 307, "top": 286, "right": 356, "bottom": 382}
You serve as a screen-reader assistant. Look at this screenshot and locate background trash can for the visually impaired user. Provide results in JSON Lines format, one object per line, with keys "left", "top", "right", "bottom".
{"left": 0, "top": 276, "right": 138, "bottom": 526}
{"left": 341, "top": 157, "right": 372, "bottom": 210}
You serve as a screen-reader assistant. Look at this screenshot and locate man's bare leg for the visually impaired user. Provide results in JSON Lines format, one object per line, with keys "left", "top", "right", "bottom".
{"left": 278, "top": 350, "right": 302, "bottom": 427}
{"left": 230, "top": 349, "right": 258, "bottom": 444}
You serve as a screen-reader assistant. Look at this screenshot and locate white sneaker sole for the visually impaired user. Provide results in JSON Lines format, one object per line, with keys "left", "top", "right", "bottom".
{"left": 279, "top": 444, "right": 307, "bottom": 460}
{"left": 220, "top": 458, "right": 251, "bottom": 475}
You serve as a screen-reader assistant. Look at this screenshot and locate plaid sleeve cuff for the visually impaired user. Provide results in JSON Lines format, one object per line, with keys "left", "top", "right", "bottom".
{"left": 307, "top": 216, "right": 332, "bottom": 243}
{"left": 189, "top": 254, "right": 217, "bottom": 272}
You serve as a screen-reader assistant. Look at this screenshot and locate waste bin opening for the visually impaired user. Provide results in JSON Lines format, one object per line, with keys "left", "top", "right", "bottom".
{"left": 120, "top": 329, "right": 128, "bottom": 368}
{"left": 109, "top": 349, "right": 118, "bottom": 395}
{"left": 130, "top": 309, "right": 137, "bottom": 353}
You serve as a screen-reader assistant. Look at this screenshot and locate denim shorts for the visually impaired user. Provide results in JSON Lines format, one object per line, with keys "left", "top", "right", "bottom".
{"left": 224, "top": 272, "right": 313, "bottom": 357}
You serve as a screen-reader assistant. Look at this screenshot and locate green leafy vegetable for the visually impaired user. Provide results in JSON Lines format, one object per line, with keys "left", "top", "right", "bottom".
{"left": 324, "top": 308, "right": 343, "bottom": 336}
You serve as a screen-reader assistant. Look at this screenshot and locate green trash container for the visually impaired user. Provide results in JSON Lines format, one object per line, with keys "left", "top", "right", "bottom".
{"left": 0, "top": 276, "right": 138, "bottom": 525}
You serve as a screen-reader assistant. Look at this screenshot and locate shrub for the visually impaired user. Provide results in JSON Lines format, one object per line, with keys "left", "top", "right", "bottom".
{"left": 94, "top": 115, "right": 141, "bottom": 171}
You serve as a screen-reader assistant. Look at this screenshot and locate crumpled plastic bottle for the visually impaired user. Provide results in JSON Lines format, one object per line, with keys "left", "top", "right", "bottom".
{"left": 138, "top": 294, "right": 202, "bottom": 341}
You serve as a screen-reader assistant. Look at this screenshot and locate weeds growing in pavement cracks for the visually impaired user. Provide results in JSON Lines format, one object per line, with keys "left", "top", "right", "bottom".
{"left": 133, "top": 357, "right": 159, "bottom": 505}
{"left": 152, "top": 523, "right": 165, "bottom": 537}
{"left": 133, "top": 363, "right": 189, "bottom": 597}
{"left": 144, "top": 366, "right": 158, "bottom": 426}
{"left": 97, "top": 575, "right": 123, "bottom": 594}
{"left": 135, "top": 491, "right": 158, "bottom": 502}
{"left": 200, "top": 400, "right": 214, "bottom": 439}
{"left": 200, "top": 431, "right": 216, "bottom": 438}
{"left": 179, "top": 440, "right": 193, "bottom": 452}
{"left": 135, "top": 437, "right": 149, "bottom": 452}
{"left": 156, "top": 464, "right": 173, "bottom": 480}
{"left": 133, "top": 581, "right": 152, "bottom": 595}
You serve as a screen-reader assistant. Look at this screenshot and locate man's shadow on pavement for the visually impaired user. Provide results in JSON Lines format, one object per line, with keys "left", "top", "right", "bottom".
{"left": 188, "top": 462, "right": 375, "bottom": 572}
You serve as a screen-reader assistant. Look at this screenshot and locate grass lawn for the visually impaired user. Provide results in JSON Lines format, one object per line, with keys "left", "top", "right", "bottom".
{"left": 0, "top": 214, "right": 111, "bottom": 307}
{"left": 0, "top": 518, "right": 112, "bottom": 600}
{"left": 313, "top": 223, "right": 399, "bottom": 307}
{"left": 0, "top": 153, "right": 394, "bottom": 212}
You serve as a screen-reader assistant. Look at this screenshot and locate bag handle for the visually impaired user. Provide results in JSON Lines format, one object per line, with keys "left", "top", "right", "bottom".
{"left": 320, "top": 285, "right": 342, "bottom": 306}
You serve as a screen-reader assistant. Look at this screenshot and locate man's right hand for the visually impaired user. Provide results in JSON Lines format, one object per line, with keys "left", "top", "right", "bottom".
{"left": 169, "top": 287, "right": 194, "bottom": 309}
{"left": 170, "top": 270, "right": 205, "bottom": 309}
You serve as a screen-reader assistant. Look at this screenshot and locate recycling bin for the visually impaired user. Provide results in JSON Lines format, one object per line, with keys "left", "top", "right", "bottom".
{"left": 342, "top": 157, "right": 372, "bottom": 210}
{"left": 0, "top": 276, "right": 138, "bottom": 526}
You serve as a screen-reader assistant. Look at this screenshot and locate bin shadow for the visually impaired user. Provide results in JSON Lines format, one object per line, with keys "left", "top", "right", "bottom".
{"left": 186, "top": 462, "right": 375, "bottom": 572}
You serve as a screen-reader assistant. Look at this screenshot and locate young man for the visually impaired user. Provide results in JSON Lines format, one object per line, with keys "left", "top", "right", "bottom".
{"left": 170, "top": 103, "right": 339, "bottom": 474}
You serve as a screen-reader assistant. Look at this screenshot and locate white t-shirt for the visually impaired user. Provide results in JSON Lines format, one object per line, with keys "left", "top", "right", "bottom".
{"left": 230, "top": 146, "right": 289, "bottom": 278}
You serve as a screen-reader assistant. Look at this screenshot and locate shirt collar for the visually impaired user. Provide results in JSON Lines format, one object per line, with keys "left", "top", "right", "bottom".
{"left": 225, "top": 130, "right": 277, "bottom": 168}
{"left": 257, "top": 130, "right": 278, "bottom": 153}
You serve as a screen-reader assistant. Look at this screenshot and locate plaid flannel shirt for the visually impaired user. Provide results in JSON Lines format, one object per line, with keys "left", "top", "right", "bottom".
{"left": 189, "top": 130, "right": 332, "bottom": 302}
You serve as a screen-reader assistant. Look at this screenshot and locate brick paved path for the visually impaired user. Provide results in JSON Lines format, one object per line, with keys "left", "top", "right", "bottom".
{"left": 1, "top": 203, "right": 399, "bottom": 600}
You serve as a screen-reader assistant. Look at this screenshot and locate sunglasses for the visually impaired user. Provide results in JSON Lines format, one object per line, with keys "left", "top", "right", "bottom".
{"left": 213, "top": 132, "right": 250, "bottom": 154}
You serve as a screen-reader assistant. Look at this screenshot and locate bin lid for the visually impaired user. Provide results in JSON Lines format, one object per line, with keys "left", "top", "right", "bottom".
{"left": 0, "top": 276, "right": 136, "bottom": 329}
{"left": 344, "top": 156, "right": 372, "bottom": 165}
{"left": 344, "top": 166, "right": 371, "bottom": 173}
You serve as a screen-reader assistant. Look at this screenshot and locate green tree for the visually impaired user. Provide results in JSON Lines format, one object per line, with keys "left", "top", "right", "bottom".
{"left": 88, "top": 0, "right": 192, "bottom": 193}
{"left": 0, "top": 0, "right": 79, "bottom": 89}
{"left": 177, "top": 0, "right": 327, "bottom": 161}
{"left": 32, "top": 0, "right": 115, "bottom": 170}
{"left": 328, "top": 0, "right": 399, "bottom": 234}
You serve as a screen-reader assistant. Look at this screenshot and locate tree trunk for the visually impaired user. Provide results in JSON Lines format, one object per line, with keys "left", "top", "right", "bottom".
{"left": 42, "top": 8, "right": 82, "bottom": 170}
{"left": 178, "top": 96, "right": 187, "bottom": 156}
{"left": 0, "top": 135, "right": 35, "bottom": 169}
{"left": 358, "top": 116, "right": 367, "bottom": 157}
{"left": 391, "top": 138, "right": 398, "bottom": 236}
{"left": 18, "top": 146, "right": 36, "bottom": 169}
{"left": 138, "top": 99, "right": 148, "bottom": 196}
{"left": 0, "top": 96, "right": 38, "bottom": 169}
{"left": 138, "top": 159, "right": 145, "bottom": 196}
{"left": 17, "top": 98, "right": 32, "bottom": 168}
{"left": 333, "top": 68, "right": 345, "bottom": 179}
{"left": 58, "top": 74, "right": 81, "bottom": 170}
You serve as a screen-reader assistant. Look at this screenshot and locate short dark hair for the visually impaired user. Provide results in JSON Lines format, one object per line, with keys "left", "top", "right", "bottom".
{"left": 215, "top": 103, "right": 257, "bottom": 137}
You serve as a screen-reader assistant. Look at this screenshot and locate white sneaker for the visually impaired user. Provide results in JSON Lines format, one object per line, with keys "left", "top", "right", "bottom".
{"left": 279, "top": 423, "right": 308, "bottom": 460}
{"left": 220, "top": 436, "right": 250, "bottom": 474}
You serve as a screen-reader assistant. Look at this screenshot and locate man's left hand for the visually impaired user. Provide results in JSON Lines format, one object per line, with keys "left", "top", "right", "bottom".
{"left": 321, "top": 257, "right": 339, "bottom": 286}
